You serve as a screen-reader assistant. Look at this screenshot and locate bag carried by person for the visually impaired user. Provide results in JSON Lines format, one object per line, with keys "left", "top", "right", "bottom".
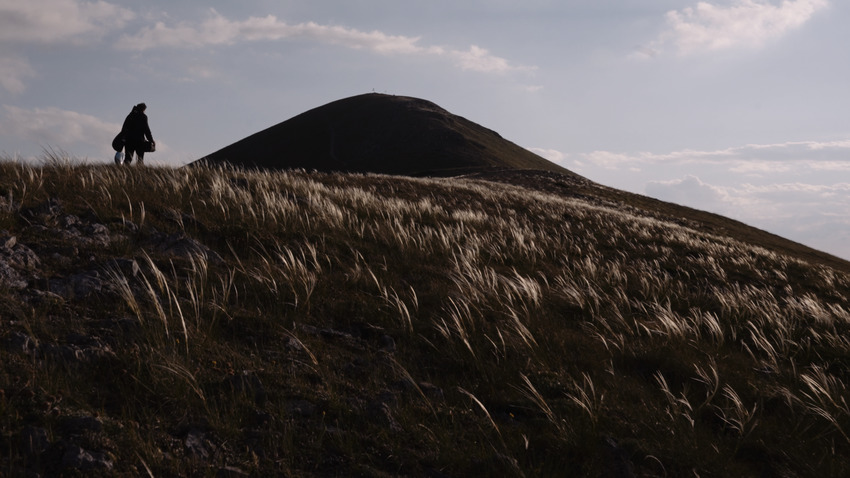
{"left": 143, "top": 140, "right": 156, "bottom": 153}
{"left": 112, "top": 133, "right": 124, "bottom": 152}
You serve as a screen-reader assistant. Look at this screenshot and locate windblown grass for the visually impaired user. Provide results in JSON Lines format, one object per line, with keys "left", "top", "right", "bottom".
{"left": 1, "top": 158, "right": 848, "bottom": 476}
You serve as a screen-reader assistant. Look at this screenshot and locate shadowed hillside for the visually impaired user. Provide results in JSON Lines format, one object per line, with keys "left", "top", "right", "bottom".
{"left": 1, "top": 159, "right": 849, "bottom": 477}
{"left": 194, "top": 93, "right": 578, "bottom": 178}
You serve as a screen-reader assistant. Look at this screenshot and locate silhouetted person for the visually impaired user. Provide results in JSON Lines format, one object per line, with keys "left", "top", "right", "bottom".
{"left": 121, "top": 103, "right": 154, "bottom": 165}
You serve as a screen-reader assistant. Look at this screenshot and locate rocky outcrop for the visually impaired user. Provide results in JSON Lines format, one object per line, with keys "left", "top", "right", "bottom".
{"left": 0, "top": 198, "right": 227, "bottom": 475}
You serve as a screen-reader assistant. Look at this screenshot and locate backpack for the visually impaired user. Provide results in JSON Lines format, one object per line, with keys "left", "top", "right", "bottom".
{"left": 112, "top": 132, "right": 124, "bottom": 152}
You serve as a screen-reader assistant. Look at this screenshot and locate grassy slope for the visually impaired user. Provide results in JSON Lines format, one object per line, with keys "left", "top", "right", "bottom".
{"left": 469, "top": 168, "right": 850, "bottom": 275}
{"left": 1, "top": 161, "right": 849, "bottom": 477}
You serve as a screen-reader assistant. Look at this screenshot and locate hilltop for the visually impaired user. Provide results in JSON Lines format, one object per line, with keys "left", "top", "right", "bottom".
{"left": 194, "top": 93, "right": 578, "bottom": 178}
{"left": 1, "top": 160, "right": 849, "bottom": 476}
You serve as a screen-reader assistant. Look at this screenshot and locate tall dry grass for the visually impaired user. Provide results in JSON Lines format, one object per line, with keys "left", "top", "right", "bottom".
{"left": 1, "top": 156, "right": 849, "bottom": 476}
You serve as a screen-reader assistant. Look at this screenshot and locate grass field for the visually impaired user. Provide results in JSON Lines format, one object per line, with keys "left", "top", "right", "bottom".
{"left": 1, "top": 157, "right": 848, "bottom": 476}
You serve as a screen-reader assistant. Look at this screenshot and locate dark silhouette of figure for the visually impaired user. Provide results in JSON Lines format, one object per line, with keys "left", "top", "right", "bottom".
{"left": 120, "top": 103, "right": 154, "bottom": 165}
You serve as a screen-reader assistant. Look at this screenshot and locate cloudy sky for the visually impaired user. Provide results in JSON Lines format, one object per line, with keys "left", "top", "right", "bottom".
{"left": 1, "top": 0, "right": 848, "bottom": 259}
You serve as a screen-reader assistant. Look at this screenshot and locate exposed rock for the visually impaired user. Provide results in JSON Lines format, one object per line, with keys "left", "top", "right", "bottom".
{"left": 0, "top": 261, "right": 27, "bottom": 289}
{"left": 45, "top": 250, "right": 75, "bottom": 270}
{"left": 60, "top": 220, "right": 111, "bottom": 248}
{"left": 49, "top": 270, "right": 105, "bottom": 299}
{"left": 0, "top": 236, "right": 41, "bottom": 289}
{"left": 282, "top": 335, "right": 305, "bottom": 352}
{"left": 10, "top": 249, "right": 39, "bottom": 273}
{"left": 184, "top": 428, "right": 211, "bottom": 460}
{"left": 319, "top": 328, "right": 354, "bottom": 341}
{"left": 60, "top": 443, "right": 114, "bottom": 472}
{"left": 217, "top": 465, "right": 250, "bottom": 477}
{"left": 59, "top": 214, "right": 82, "bottom": 229}
{"left": 5, "top": 331, "right": 37, "bottom": 355}
{"left": 84, "top": 223, "right": 111, "bottom": 246}
{"left": 7, "top": 244, "right": 40, "bottom": 271}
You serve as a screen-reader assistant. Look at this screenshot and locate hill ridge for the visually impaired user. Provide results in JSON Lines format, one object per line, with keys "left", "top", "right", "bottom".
{"left": 194, "top": 93, "right": 579, "bottom": 178}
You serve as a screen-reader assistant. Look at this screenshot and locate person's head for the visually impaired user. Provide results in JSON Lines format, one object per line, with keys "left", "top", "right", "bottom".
{"left": 136, "top": 103, "right": 147, "bottom": 112}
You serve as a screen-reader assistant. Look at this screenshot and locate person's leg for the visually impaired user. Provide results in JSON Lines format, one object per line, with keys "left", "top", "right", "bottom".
{"left": 136, "top": 150, "right": 145, "bottom": 166}
{"left": 123, "top": 145, "right": 134, "bottom": 165}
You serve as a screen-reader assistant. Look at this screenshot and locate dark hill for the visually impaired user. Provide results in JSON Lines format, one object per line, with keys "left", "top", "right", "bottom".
{"left": 194, "top": 93, "right": 577, "bottom": 178}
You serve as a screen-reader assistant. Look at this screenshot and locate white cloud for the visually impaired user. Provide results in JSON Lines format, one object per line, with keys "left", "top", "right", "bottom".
{"left": 0, "top": 0, "right": 134, "bottom": 44}
{"left": 727, "top": 160, "right": 794, "bottom": 174}
{"left": 581, "top": 139, "right": 850, "bottom": 171}
{"left": 1, "top": 105, "right": 119, "bottom": 149}
{"left": 449, "top": 45, "right": 515, "bottom": 73}
{"left": 724, "top": 181, "right": 850, "bottom": 243}
{"left": 649, "top": 0, "right": 829, "bottom": 56}
{"left": 0, "top": 56, "right": 36, "bottom": 94}
{"left": 522, "top": 85, "right": 544, "bottom": 93}
{"left": 642, "top": 175, "right": 850, "bottom": 258}
{"left": 582, "top": 150, "right": 644, "bottom": 169}
{"left": 528, "top": 147, "right": 566, "bottom": 165}
{"left": 577, "top": 139, "right": 850, "bottom": 258}
{"left": 805, "top": 139, "right": 850, "bottom": 150}
{"left": 645, "top": 175, "right": 730, "bottom": 206}
{"left": 738, "top": 181, "right": 850, "bottom": 204}
{"left": 116, "top": 10, "right": 531, "bottom": 73}
{"left": 809, "top": 161, "right": 850, "bottom": 172}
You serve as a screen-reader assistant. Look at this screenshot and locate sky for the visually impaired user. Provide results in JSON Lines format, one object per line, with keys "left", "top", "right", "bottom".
{"left": 1, "top": 0, "right": 849, "bottom": 260}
